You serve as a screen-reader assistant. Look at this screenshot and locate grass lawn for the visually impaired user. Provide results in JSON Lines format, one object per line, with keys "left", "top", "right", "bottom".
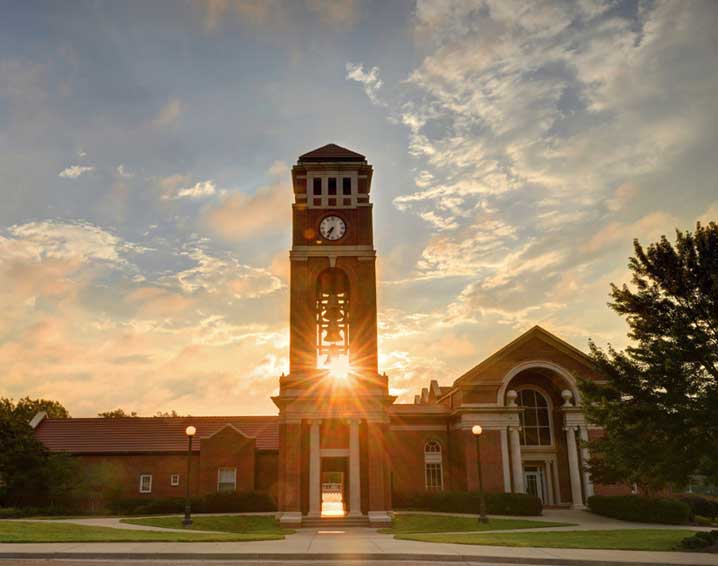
{"left": 379, "top": 513, "right": 574, "bottom": 534}
{"left": 122, "top": 514, "right": 291, "bottom": 534}
{"left": 0, "top": 521, "right": 284, "bottom": 543}
{"left": 397, "top": 529, "right": 702, "bottom": 552}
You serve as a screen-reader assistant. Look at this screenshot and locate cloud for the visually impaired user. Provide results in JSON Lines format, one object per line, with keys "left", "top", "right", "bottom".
{"left": 174, "top": 180, "right": 217, "bottom": 200}
{"left": 203, "top": 164, "right": 291, "bottom": 241}
{"left": 345, "top": 63, "right": 383, "bottom": 105}
{"left": 200, "top": 0, "right": 360, "bottom": 32}
{"left": 152, "top": 97, "right": 184, "bottom": 128}
{"left": 58, "top": 165, "right": 94, "bottom": 179}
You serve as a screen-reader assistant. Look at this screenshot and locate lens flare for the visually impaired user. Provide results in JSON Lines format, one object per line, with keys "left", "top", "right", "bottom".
{"left": 322, "top": 354, "right": 351, "bottom": 380}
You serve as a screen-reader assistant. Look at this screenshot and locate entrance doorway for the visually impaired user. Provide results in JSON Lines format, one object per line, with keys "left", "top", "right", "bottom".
{"left": 321, "top": 457, "right": 348, "bottom": 517}
{"left": 523, "top": 465, "right": 546, "bottom": 503}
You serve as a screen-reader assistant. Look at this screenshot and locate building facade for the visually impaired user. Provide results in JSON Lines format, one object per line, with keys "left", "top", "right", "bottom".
{"left": 33, "top": 145, "right": 620, "bottom": 526}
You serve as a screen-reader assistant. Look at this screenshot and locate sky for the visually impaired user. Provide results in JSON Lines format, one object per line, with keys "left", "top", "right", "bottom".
{"left": 1, "top": 0, "right": 717, "bottom": 417}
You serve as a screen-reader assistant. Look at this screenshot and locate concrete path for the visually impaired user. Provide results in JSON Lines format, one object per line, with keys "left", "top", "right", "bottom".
{"left": 2, "top": 510, "right": 716, "bottom": 565}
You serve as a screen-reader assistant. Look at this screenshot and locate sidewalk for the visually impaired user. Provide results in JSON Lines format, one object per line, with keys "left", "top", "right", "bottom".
{"left": 2, "top": 510, "right": 716, "bottom": 565}
{"left": 1, "top": 531, "right": 716, "bottom": 566}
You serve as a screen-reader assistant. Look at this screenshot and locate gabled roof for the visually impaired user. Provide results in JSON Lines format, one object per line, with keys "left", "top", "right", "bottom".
{"left": 452, "top": 325, "right": 593, "bottom": 388}
{"left": 299, "top": 143, "right": 366, "bottom": 162}
{"left": 34, "top": 416, "right": 279, "bottom": 453}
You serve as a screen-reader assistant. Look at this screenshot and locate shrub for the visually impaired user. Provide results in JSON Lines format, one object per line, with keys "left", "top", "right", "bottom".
{"left": 199, "top": 491, "right": 276, "bottom": 513}
{"left": 106, "top": 491, "right": 276, "bottom": 515}
{"left": 0, "top": 505, "right": 81, "bottom": 518}
{"left": 587, "top": 495, "right": 690, "bottom": 524}
{"left": 680, "top": 495, "right": 718, "bottom": 521}
{"left": 392, "top": 491, "right": 542, "bottom": 516}
{"left": 679, "top": 530, "right": 718, "bottom": 551}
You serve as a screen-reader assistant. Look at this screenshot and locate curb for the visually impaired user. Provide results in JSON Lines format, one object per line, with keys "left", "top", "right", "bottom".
{"left": 0, "top": 552, "right": 709, "bottom": 565}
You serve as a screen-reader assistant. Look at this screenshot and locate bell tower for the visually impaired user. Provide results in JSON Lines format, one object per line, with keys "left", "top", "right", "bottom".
{"left": 284, "top": 143, "right": 384, "bottom": 390}
{"left": 274, "top": 144, "right": 393, "bottom": 527}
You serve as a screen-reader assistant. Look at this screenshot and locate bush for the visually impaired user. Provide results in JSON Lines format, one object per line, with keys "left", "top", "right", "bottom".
{"left": 680, "top": 495, "right": 718, "bottom": 521}
{"left": 106, "top": 491, "right": 276, "bottom": 515}
{"left": 200, "top": 491, "right": 276, "bottom": 513}
{"left": 0, "top": 505, "right": 81, "bottom": 518}
{"left": 587, "top": 495, "right": 690, "bottom": 524}
{"left": 392, "top": 491, "right": 542, "bottom": 516}
{"left": 680, "top": 530, "right": 718, "bottom": 552}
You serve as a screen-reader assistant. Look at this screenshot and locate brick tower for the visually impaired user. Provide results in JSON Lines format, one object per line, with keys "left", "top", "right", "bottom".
{"left": 273, "top": 144, "right": 394, "bottom": 526}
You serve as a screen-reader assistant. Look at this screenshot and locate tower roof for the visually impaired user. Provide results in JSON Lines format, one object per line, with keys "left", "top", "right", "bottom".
{"left": 299, "top": 143, "right": 366, "bottom": 162}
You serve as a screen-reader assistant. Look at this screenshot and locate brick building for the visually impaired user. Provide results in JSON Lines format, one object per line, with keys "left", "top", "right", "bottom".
{"left": 33, "top": 145, "right": 618, "bottom": 527}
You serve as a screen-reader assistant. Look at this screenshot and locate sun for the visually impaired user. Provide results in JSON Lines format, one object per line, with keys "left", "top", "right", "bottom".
{"left": 326, "top": 354, "right": 351, "bottom": 380}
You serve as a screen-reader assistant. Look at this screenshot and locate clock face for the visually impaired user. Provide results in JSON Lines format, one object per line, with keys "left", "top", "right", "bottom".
{"left": 319, "top": 216, "right": 346, "bottom": 241}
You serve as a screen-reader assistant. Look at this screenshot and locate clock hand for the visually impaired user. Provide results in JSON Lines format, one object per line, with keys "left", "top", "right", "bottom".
{"left": 327, "top": 226, "right": 335, "bottom": 236}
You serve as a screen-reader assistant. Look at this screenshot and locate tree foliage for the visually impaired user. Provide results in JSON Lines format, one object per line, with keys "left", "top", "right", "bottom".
{"left": 580, "top": 222, "right": 718, "bottom": 492}
{"left": 98, "top": 408, "right": 138, "bottom": 418}
{"left": 0, "top": 397, "right": 74, "bottom": 506}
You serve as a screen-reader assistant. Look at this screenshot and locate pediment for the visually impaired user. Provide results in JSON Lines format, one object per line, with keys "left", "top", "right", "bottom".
{"left": 452, "top": 325, "right": 596, "bottom": 388}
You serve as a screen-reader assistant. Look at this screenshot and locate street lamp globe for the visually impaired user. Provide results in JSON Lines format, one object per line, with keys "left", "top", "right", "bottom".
{"left": 471, "top": 424, "right": 482, "bottom": 436}
{"left": 185, "top": 425, "right": 196, "bottom": 437}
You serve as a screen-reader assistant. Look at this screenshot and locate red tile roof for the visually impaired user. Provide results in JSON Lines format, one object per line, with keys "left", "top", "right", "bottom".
{"left": 35, "top": 416, "right": 279, "bottom": 453}
{"left": 299, "top": 143, "right": 365, "bottom": 162}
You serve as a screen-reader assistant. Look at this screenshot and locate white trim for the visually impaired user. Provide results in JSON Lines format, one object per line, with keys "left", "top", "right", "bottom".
{"left": 170, "top": 473, "right": 180, "bottom": 487}
{"left": 390, "top": 425, "right": 446, "bottom": 431}
{"left": 497, "top": 360, "right": 581, "bottom": 405}
{"left": 139, "top": 474, "right": 152, "bottom": 494}
{"left": 320, "top": 448, "right": 350, "bottom": 458}
{"left": 217, "top": 467, "right": 237, "bottom": 493}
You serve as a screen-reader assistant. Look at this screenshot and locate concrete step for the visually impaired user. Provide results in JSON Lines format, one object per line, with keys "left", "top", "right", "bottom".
{"left": 301, "top": 515, "right": 371, "bottom": 528}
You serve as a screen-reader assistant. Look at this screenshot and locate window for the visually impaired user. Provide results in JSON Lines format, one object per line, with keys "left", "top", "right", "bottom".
{"left": 424, "top": 441, "right": 443, "bottom": 490}
{"left": 328, "top": 177, "right": 337, "bottom": 195}
{"left": 518, "top": 389, "right": 552, "bottom": 446}
{"left": 170, "top": 473, "right": 180, "bottom": 486}
{"left": 342, "top": 177, "right": 351, "bottom": 195}
{"left": 217, "top": 467, "right": 237, "bottom": 493}
{"left": 139, "top": 474, "right": 152, "bottom": 494}
{"left": 313, "top": 178, "right": 322, "bottom": 195}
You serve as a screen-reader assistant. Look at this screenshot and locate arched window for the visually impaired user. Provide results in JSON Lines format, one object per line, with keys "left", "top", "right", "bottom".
{"left": 517, "top": 389, "right": 552, "bottom": 446}
{"left": 424, "top": 440, "right": 443, "bottom": 491}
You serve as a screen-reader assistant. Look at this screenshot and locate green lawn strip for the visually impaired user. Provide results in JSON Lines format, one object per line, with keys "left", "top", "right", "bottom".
{"left": 0, "top": 521, "right": 283, "bottom": 543}
{"left": 121, "top": 514, "right": 292, "bottom": 535}
{"left": 396, "top": 529, "right": 701, "bottom": 552}
{"left": 378, "top": 513, "right": 574, "bottom": 534}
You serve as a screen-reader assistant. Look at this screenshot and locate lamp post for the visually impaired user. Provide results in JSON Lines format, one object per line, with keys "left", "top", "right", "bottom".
{"left": 471, "top": 424, "right": 489, "bottom": 524}
{"left": 183, "top": 425, "right": 196, "bottom": 528}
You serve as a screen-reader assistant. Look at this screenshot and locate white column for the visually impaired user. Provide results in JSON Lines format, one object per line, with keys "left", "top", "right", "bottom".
{"left": 308, "top": 420, "right": 321, "bottom": 517}
{"left": 348, "top": 418, "right": 362, "bottom": 516}
{"left": 565, "top": 426, "right": 585, "bottom": 509}
{"left": 500, "top": 428, "right": 511, "bottom": 492}
{"left": 508, "top": 426, "right": 525, "bottom": 493}
{"left": 579, "top": 426, "right": 595, "bottom": 499}
{"left": 545, "top": 460, "right": 555, "bottom": 505}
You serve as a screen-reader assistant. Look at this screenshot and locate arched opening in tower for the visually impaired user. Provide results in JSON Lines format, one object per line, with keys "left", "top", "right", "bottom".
{"left": 316, "top": 268, "right": 350, "bottom": 378}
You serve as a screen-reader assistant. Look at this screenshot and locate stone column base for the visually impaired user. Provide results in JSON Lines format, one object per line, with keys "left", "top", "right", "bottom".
{"left": 571, "top": 503, "right": 586, "bottom": 510}
{"left": 279, "top": 512, "right": 303, "bottom": 527}
{"left": 368, "top": 511, "right": 392, "bottom": 526}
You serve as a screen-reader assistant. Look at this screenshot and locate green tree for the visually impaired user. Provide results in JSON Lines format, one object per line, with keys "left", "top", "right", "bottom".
{"left": 98, "top": 408, "right": 138, "bottom": 418}
{"left": 0, "top": 396, "right": 70, "bottom": 422}
{"left": 580, "top": 221, "right": 718, "bottom": 492}
{"left": 0, "top": 397, "right": 73, "bottom": 507}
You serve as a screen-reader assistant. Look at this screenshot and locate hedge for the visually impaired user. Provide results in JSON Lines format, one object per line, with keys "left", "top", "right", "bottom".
{"left": 587, "top": 495, "right": 690, "bottom": 524}
{"left": 680, "top": 530, "right": 718, "bottom": 551}
{"left": 393, "top": 491, "right": 542, "bottom": 516}
{"left": 679, "top": 495, "right": 718, "bottom": 521}
{"left": 106, "top": 491, "right": 276, "bottom": 515}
